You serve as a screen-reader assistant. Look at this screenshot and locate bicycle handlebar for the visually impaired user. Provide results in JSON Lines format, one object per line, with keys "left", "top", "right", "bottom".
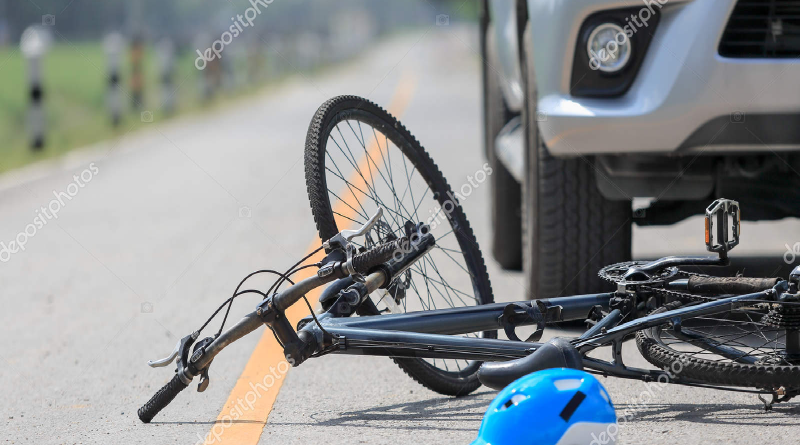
{"left": 138, "top": 236, "right": 405, "bottom": 423}
{"left": 137, "top": 271, "right": 389, "bottom": 423}
{"left": 351, "top": 237, "right": 407, "bottom": 274}
{"left": 138, "top": 374, "right": 189, "bottom": 423}
{"left": 272, "top": 236, "right": 409, "bottom": 312}
{"left": 193, "top": 311, "right": 264, "bottom": 371}
{"left": 687, "top": 276, "right": 780, "bottom": 295}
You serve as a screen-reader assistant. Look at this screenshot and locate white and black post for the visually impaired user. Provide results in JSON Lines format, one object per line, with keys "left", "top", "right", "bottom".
{"left": 104, "top": 32, "right": 124, "bottom": 126}
{"left": 20, "top": 26, "right": 50, "bottom": 150}
{"left": 156, "top": 38, "right": 175, "bottom": 115}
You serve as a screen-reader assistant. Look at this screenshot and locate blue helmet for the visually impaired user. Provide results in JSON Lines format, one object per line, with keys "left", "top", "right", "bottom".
{"left": 472, "top": 368, "right": 617, "bottom": 445}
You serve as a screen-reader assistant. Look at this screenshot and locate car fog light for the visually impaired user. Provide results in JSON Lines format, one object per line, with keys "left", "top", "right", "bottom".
{"left": 586, "top": 23, "right": 631, "bottom": 73}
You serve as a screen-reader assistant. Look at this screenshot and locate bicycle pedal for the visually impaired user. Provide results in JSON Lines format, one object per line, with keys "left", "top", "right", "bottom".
{"left": 705, "top": 198, "right": 740, "bottom": 258}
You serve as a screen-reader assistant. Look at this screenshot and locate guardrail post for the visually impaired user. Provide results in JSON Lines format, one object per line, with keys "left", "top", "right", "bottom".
{"left": 130, "top": 33, "right": 144, "bottom": 110}
{"left": 20, "top": 25, "right": 50, "bottom": 151}
{"left": 104, "top": 32, "right": 124, "bottom": 126}
{"left": 157, "top": 38, "right": 175, "bottom": 115}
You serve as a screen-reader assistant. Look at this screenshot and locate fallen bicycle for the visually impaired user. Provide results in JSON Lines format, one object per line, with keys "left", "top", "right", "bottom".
{"left": 139, "top": 96, "right": 800, "bottom": 422}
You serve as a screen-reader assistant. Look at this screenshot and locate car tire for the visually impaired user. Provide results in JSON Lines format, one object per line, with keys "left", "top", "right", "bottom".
{"left": 520, "top": 22, "right": 632, "bottom": 299}
{"left": 483, "top": 21, "right": 522, "bottom": 270}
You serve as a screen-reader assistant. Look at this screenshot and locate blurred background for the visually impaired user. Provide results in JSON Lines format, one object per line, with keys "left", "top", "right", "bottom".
{"left": 0, "top": 0, "right": 476, "bottom": 174}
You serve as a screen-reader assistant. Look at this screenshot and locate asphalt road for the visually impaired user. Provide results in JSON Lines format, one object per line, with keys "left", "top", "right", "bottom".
{"left": 3, "top": 26, "right": 800, "bottom": 445}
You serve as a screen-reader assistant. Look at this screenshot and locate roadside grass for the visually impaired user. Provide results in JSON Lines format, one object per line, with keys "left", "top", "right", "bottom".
{"left": 0, "top": 42, "right": 266, "bottom": 174}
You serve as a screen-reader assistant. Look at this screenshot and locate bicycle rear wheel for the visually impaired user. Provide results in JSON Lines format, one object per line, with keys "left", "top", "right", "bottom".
{"left": 637, "top": 300, "right": 800, "bottom": 389}
{"left": 304, "top": 95, "right": 495, "bottom": 396}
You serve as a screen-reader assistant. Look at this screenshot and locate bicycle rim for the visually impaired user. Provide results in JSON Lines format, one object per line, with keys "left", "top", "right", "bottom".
{"left": 304, "top": 96, "right": 495, "bottom": 392}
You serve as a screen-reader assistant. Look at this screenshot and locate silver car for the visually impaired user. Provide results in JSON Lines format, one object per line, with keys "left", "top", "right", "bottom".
{"left": 481, "top": 0, "right": 800, "bottom": 298}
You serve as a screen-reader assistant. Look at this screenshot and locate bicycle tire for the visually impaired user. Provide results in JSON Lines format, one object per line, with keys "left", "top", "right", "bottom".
{"left": 636, "top": 302, "right": 800, "bottom": 388}
{"left": 304, "top": 95, "right": 496, "bottom": 396}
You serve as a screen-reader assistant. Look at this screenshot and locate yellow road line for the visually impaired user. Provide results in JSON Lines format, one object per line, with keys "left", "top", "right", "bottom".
{"left": 201, "top": 73, "right": 417, "bottom": 445}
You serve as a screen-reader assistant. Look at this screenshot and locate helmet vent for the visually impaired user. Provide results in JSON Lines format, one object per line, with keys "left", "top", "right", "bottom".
{"left": 553, "top": 378, "right": 582, "bottom": 391}
{"left": 500, "top": 394, "right": 528, "bottom": 410}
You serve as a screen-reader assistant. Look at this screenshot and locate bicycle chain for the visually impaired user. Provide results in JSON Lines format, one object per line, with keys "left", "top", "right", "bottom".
{"left": 642, "top": 270, "right": 718, "bottom": 303}
{"left": 599, "top": 262, "right": 800, "bottom": 325}
{"left": 620, "top": 268, "right": 800, "bottom": 328}
{"left": 597, "top": 261, "right": 681, "bottom": 286}
{"left": 598, "top": 261, "right": 713, "bottom": 303}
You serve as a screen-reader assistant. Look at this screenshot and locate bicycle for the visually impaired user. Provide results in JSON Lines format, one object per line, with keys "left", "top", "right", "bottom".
{"left": 138, "top": 95, "right": 800, "bottom": 423}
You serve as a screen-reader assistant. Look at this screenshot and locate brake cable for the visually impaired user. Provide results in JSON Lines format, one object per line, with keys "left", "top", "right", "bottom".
{"left": 202, "top": 242, "right": 381, "bottom": 356}
{"left": 209, "top": 246, "right": 324, "bottom": 338}
{"left": 300, "top": 294, "right": 340, "bottom": 344}
{"left": 195, "top": 269, "right": 297, "bottom": 338}
{"left": 266, "top": 246, "right": 324, "bottom": 296}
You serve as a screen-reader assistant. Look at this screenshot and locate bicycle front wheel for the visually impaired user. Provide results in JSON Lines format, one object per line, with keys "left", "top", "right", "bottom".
{"left": 304, "top": 95, "right": 495, "bottom": 396}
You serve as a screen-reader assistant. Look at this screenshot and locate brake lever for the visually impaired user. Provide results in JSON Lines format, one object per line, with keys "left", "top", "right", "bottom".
{"left": 147, "top": 341, "right": 181, "bottom": 368}
{"left": 147, "top": 331, "right": 199, "bottom": 368}
{"left": 340, "top": 207, "right": 383, "bottom": 242}
{"left": 323, "top": 208, "right": 383, "bottom": 251}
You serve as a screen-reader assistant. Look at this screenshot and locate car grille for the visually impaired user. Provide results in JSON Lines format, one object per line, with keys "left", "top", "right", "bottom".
{"left": 719, "top": 0, "right": 800, "bottom": 57}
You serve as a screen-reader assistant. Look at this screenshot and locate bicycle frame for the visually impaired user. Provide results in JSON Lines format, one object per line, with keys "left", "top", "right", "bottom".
{"left": 140, "top": 243, "right": 785, "bottom": 423}
{"left": 310, "top": 292, "right": 613, "bottom": 360}
{"left": 295, "top": 280, "right": 780, "bottom": 392}
{"left": 185, "top": 243, "right": 783, "bottom": 398}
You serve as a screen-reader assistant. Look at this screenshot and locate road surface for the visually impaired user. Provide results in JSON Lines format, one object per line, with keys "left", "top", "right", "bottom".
{"left": 2, "top": 26, "right": 800, "bottom": 445}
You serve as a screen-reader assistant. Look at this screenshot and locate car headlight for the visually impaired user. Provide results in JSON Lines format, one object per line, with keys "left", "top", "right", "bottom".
{"left": 570, "top": 7, "right": 661, "bottom": 98}
{"left": 586, "top": 23, "right": 632, "bottom": 73}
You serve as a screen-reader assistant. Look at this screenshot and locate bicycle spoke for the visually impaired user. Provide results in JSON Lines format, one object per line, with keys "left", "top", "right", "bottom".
{"left": 435, "top": 246, "right": 474, "bottom": 279}
{"left": 657, "top": 303, "right": 800, "bottom": 367}
{"left": 321, "top": 113, "right": 486, "bottom": 378}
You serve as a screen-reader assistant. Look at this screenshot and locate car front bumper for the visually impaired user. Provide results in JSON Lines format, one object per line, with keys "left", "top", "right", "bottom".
{"left": 527, "top": 0, "right": 800, "bottom": 156}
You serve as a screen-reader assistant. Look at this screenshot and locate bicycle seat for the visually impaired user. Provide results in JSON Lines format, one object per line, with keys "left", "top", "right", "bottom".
{"left": 477, "top": 337, "right": 583, "bottom": 390}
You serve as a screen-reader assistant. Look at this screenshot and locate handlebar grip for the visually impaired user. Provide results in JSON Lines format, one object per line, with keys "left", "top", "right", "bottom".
{"left": 351, "top": 238, "right": 406, "bottom": 274}
{"left": 138, "top": 374, "right": 189, "bottom": 423}
{"left": 687, "top": 276, "right": 780, "bottom": 295}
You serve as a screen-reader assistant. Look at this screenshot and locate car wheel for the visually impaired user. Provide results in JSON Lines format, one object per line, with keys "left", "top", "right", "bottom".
{"left": 520, "top": 22, "right": 632, "bottom": 299}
